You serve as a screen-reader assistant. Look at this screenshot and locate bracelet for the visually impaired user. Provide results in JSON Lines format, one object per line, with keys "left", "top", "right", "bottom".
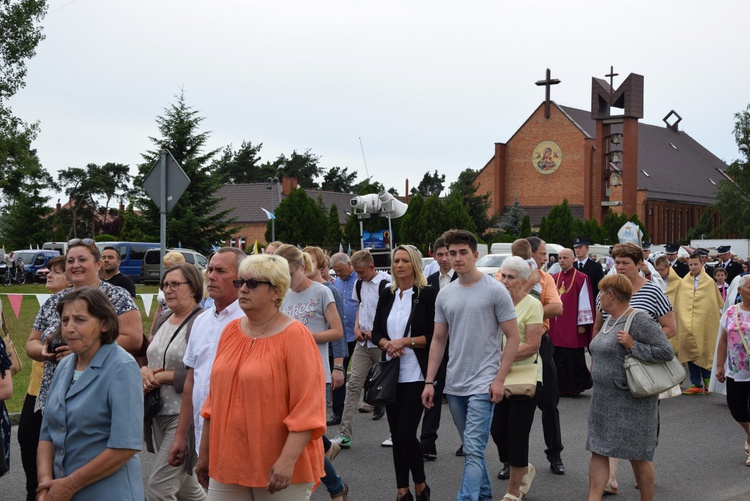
{"left": 333, "top": 364, "right": 345, "bottom": 372}
{"left": 410, "top": 338, "right": 415, "bottom": 347}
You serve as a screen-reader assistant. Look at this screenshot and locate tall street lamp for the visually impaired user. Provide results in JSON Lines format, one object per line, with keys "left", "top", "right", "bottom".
{"left": 267, "top": 176, "right": 279, "bottom": 242}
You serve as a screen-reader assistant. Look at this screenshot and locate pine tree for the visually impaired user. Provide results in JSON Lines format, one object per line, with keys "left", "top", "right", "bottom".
{"left": 324, "top": 203, "right": 343, "bottom": 251}
{"left": 135, "top": 92, "right": 235, "bottom": 252}
{"left": 267, "top": 188, "right": 326, "bottom": 245}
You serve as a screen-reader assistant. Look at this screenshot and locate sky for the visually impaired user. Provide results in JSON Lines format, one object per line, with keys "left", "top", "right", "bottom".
{"left": 8, "top": 0, "right": 750, "bottom": 204}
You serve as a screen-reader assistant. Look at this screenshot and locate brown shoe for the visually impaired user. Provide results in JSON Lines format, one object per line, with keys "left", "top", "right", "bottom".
{"left": 326, "top": 441, "right": 341, "bottom": 461}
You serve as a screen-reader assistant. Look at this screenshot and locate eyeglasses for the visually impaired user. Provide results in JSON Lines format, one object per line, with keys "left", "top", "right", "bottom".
{"left": 162, "top": 281, "right": 189, "bottom": 291}
{"left": 68, "top": 238, "right": 95, "bottom": 246}
{"left": 233, "top": 278, "right": 272, "bottom": 290}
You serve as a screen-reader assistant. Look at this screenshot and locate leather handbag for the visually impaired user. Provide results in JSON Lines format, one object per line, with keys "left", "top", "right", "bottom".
{"left": 504, "top": 360, "right": 539, "bottom": 399}
{"left": 621, "top": 310, "right": 685, "bottom": 398}
{"left": 2, "top": 312, "right": 22, "bottom": 376}
{"left": 363, "top": 358, "right": 400, "bottom": 407}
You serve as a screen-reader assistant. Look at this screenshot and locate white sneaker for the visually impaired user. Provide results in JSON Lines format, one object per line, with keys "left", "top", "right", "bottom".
{"left": 381, "top": 436, "right": 393, "bottom": 447}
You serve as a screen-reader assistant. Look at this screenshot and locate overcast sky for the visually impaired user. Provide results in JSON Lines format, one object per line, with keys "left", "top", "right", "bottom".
{"left": 9, "top": 0, "right": 750, "bottom": 203}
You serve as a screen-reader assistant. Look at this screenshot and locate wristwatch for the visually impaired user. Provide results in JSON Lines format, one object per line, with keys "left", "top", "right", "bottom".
{"left": 424, "top": 380, "right": 438, "bottom": 387}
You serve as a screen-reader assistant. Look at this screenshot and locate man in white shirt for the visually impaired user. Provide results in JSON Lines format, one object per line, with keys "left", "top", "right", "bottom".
{"left": 167, "top": 247, "right": 246, "bottom": 466}
{"left": 332, "top": 250, "right": 390, "bottom": 449}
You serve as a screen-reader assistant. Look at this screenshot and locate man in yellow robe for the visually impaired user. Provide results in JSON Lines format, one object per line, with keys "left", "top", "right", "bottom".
{"left": 676, "top": 253, "right": 724, "bottom": 394}
{"left": 654, "top": 255, "right": 681, "bottom": 354}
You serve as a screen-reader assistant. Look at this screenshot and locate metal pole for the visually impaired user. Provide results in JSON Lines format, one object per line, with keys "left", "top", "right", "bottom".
{"left": 159, "top": 150, "right": 167, "bottom": 280}
{"left": 271, "top": 179, "right": 276, "bottom": 242}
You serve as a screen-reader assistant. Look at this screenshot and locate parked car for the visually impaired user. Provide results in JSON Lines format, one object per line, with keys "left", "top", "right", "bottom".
{"left": 476, "top": 253, "right": 511, "bottom": 277}
{"left": 95, "top": 241, "right": 160, "bottom": 283}
{"left": 10, "top": 250, "right": 61, "bottom": 283}
{"left": 142, "top": 248, "right": 208, "bottom": 284}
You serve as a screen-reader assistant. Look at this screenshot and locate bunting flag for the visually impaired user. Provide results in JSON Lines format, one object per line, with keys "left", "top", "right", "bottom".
{"left": 139, "top": 294, "right": 154, "bottom": 317}
{"left": 261, "top": 208, "right": 276, "bottom": 220}
{"left": 178, "top": 241, "right": 183, "bottom": 249}
{"left": 338, "top": 243, "right": 344, "bottom": 254}
{"left": 347, "top": 244, "right": 352, "bottom": 255}
{"left": 8, "top": 294, "right": 23, "bottom": 318}
{"left": 252, "top": 240, "right": 259, "bottom": 255}
{"left": 427, "top": 243, "right": 433, "bottom": 257}
{"left": 36, "top": 294, "right": 52, "bottom": 308}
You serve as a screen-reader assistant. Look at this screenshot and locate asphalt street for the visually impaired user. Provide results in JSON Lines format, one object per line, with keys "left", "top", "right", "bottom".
{"left": 3, "top": 387, "right": 750, "bottom": 500}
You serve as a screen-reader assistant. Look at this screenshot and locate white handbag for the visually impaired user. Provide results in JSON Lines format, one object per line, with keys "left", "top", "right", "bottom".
{"left": 621, "top": 310, "right": 686, "bottom": 398}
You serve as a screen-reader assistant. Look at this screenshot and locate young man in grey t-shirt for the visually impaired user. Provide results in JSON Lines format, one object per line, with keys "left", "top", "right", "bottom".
{"left": 422, "top": 230, "right": 519, "bottom": 501}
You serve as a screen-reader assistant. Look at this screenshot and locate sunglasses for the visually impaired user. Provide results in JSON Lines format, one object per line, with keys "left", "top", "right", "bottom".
{"left": 68, "top": 238, "right": 96, "bottom": 246}
{"left": 233, "top": 278, "right": 272, "bottom": 290}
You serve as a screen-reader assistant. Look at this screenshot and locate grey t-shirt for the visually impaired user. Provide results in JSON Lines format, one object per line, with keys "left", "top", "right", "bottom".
{"left": 435, "top": 274, "right": 517, "bottom": 396}
{"left": 281, "top": 281, "right": 335, "bottom": 383}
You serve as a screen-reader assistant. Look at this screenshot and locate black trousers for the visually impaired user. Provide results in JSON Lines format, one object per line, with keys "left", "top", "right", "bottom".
{"left": 553, "top": 346, "right": 593, "bottom": 395}
{"left": 491, "top": 382, "right": 541, "bottom": 467}
{"left": 329, "top": 354, "right": 348, "bottom": 418}
{"left": 537, "top": 334, "right": 563, "bottom": 459}
{"left": 727, "top": 377, "right": 750, "bottom": 423}
{"left": 18, "top": 393, "right": 43, "bottom": 501}
{"left": 386, "top": 381, "right": 426, "bottom": 488}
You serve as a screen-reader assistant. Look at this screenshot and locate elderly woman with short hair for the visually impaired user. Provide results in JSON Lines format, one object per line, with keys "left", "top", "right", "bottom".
{"left": 196, "top": 254, "right": 326, "bottom": 500}
{"left": 587, "top": 275, "right": 674, "bottom": 501}
{"left": 490, "top": 256, "right": 543, "bottom": 501}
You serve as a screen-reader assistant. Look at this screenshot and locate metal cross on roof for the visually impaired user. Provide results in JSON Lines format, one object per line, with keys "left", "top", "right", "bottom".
{"left": 605, "top": 66, "right": 619, "bottom": 89}
{"left": 535, "top": 68, "right": 560, "bottom": 119}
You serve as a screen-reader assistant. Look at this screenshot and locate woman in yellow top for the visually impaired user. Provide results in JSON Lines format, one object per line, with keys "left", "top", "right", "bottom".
{"left": 490, "top": 256, "right": 544, "bottom": 501}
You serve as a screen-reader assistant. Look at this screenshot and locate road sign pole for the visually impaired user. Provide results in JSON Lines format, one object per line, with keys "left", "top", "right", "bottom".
{"left": 159, "top": 150, "right": 167, "bottom": 280}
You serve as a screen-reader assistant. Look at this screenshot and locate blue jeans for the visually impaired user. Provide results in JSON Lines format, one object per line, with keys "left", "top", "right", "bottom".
{"left": 688, "top": 361, "right": 711, "bottom": 387}
{"left": 320, "top": 455, "right": 345, "bottom": 496}
{"left": 447, "top": 393, "right": 494, "bottom": 501}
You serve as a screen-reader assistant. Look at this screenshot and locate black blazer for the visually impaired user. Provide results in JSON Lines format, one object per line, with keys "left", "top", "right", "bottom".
{"left": 427, "top": 270, "right": 458, "bottom": 290}
{"left": 371, "top": 285, "right": 438, "bottom": 378}
{"left": 578, "top": 259, "right": 605, "bottom": 295}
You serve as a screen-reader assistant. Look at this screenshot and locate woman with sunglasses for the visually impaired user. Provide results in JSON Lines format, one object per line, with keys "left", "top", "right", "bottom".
{"left": 196, "top": 255, "right": 326, "bottom": 500}
{"left": 25, "top": 238, "right": 142, "bottom": 417}
{"left": 371, "top": 244, "right": 437, "bottom": 501}
{"left": 142, "top": 263, "right": 205, "bottom": 501}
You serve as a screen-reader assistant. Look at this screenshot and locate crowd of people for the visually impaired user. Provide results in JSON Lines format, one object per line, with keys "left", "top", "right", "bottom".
{"left": 0, "top": 229, "right": 749, "bottom": 501}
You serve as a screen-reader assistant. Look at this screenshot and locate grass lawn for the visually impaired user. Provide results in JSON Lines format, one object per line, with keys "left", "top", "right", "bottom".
{"left": 2, "top": 283, "right": 160, "bottom": 413}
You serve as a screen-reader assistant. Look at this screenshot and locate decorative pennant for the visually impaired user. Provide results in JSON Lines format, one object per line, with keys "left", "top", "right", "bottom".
{"left": 140, "top": 294, "right": 154, "bottom": 317}
{"left": 8, "top": 294, "right": 23, "bottom": 319}
{"left": 36, "top": 294, "right": 52, "bottom": 308}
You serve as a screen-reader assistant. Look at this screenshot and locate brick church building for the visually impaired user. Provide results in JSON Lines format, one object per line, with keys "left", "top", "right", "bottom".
{"left": 474, "top": 69, "right": 728, "bottom": 244}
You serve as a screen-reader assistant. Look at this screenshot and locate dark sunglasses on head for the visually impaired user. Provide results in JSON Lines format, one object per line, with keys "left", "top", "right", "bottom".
{"left": 68, "top": 238, "right": 96, "bottom": 246}
{"left": 233, "top": 278, "right": 272, "bottom": 290}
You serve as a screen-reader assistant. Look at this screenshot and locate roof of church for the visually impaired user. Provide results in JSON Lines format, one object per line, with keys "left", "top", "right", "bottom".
{"left": 558, "top": 104, "right": 727, "bottom": 205}
{"left": 214, "top": 184, "right": 353, "bottom": 224}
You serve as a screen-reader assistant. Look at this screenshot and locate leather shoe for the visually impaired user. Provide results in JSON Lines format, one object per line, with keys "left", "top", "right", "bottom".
{"left": 455, "top": 445, "right": 464, "bottom": 456}
{"left": 549, "top": 457, "right": 565, "bottom": 475}
{"left": 497, "top": 463, "right": 510, "bottom": 479}
{"left": 326, "top": 414, "right": 341, "bottom": 426}
{"left": 372, "top": 407, "right": 385, "bottom": 420}
{"left": 421, "top": 443, "right": 437, "bottom": 461}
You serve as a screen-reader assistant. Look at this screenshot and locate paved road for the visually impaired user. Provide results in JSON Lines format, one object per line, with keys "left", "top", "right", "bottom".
{"left": 3, "top": 389, "right": 750, "bottom": 500}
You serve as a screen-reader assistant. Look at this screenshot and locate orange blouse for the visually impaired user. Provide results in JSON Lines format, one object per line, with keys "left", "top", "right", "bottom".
{"left": 201, "top": 319, "right": 326, "bottom": 487}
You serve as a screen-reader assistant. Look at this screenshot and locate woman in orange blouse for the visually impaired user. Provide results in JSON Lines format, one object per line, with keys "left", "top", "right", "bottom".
{"left": 196, "top": 254, "right": 326, "bottom": 500}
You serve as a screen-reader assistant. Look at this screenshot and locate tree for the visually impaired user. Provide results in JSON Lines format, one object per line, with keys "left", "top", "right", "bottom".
{"left": 266, "top": 187, "right": 326, "bottom": 245}
{"left": 135, "top": 92, "right": 235, "bottom": 251}
{"left": 120, "top": 203, "right": 150, "bottom": 242}
{"left": 321, "top": 166, "right": 358, "bottom": 193}
{"left": 265, "top": 149, "right": 322, "bottom": 189}
{"left": 213, "top": 140, "right": 269, "bottom": 184}
{"left": 715, "top": 104, "right": 750, "bottom": 237}
{"left": 323, "top": 203, "right": 343, "bottom": 250}
{"left": 499, "top": 196, "right": 527, "bottom": 236}
{"left": 411, "top": 170, "right": 445, "bottom": 197}
{"left": 1, "top": 189, "right": 51, "bottom": 249}
{"left": 539, "top": 198, "right": 576, "bottom": 247}
{"left": 519, "top": 215, "right": 532, "bottom": 238}
{"left": 448, "top": 168, "right": 497, "bottom": 237}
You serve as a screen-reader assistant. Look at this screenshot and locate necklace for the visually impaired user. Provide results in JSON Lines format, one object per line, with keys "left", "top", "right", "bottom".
{"left": 555, "top": 269, "right": 578, "bottom": 295}
{"left": 601, "top": 307, "right": 632, "bottom": 334}
{"left": 247, "top": 309, "right": 280, "bottom": 339}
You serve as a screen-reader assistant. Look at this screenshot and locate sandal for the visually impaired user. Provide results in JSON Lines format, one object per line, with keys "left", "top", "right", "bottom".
{"left": 603, "top": 483, "right": 618, "bottom": 495}
{"left": 519, "top": 463, "right": 536, "bottom": 497}
{"left": 502, "top": 494, "right": 522, "bottom": 501}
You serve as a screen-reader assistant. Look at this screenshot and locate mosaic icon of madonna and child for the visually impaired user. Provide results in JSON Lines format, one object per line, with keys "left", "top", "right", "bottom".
{"left": 532, "top": 141, "right": 562, "bottom": 174}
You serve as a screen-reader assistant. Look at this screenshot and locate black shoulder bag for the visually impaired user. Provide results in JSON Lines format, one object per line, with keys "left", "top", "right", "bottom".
{"left": 364, "top": 289, "right": 419, "bottom": 407}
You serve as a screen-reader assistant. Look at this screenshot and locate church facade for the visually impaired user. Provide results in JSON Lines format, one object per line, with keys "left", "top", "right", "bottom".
{"left": 475, "top": 71, "right": 727, "bottom": 244}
